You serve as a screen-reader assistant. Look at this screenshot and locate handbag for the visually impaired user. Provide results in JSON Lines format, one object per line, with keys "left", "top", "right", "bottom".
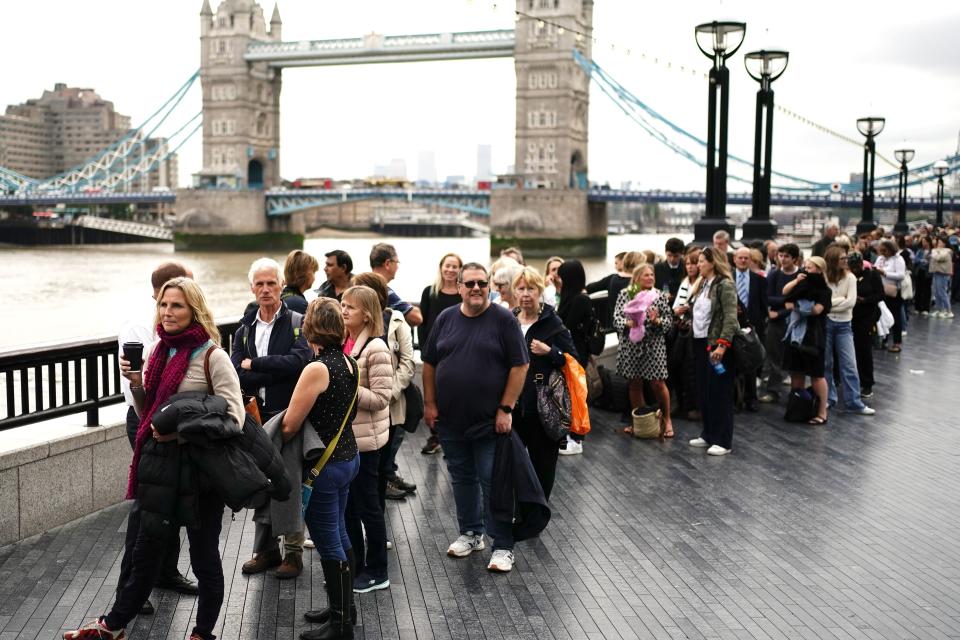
{"left": 301, "top": 357, "right": 359, "bottom": 518}
{"left": 243, "top": 395, "right": 262, "bottom": 425}
{"left": 733, "top": 326, "right": 766, "bottom": 373}
{"left": 784, "top": 386, "right": 819, "bottom": 423}
{"left": 535, "top": 369, "right": 572, "bottom": 441}
{"left": 882, "top": 281, "right": 898, "bottom": 297}
{"left": 631, "top": 406, "right": 662, "bottom": 439}
{"left": 900, "top": 272, "right": 914, "bottom": 301}
{"left": 584, "top": 356, "right": 603, "bottom": 403}
{"left": 400, "top": 383, "right": 424, "bottom": 433}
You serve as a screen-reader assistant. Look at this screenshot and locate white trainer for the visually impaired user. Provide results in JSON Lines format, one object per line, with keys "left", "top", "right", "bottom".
{"left": 689, "top": 437, "right": 709, "bottom": 448}
{"left": 856, "top": 406, "right": 876, "bottom": 415}
{"left": 487, "top": 549, "right": 515, "bottom": 573}
{"left": 706, "top": 445, "right": 731, "bottom": 456}
{"left": 447, "top": 533, "right": 485, "bottom": 558}
{"left": 558, "top": 436, "right": 583, "bottom": 456}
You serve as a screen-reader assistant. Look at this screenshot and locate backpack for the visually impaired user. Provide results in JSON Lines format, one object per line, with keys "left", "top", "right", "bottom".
{"left": 784, "top": 387, "right": 819, "bottom": 423}
{"left": 241, "top": 310, "right": 303, "bottom": 355}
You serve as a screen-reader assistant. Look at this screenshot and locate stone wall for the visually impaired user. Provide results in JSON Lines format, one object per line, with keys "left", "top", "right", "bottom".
{"left": 490, "top": 188, "right": 607, "bottom": 257}
{"left": 0, "top": 423, "right": 128, "bottom": 546}
{"left": 174, "top": 188, "right": 268, "bottom": 234}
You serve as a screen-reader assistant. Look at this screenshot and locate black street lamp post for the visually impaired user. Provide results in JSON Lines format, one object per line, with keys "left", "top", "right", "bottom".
{"left": 693, "top": 21, "right": 746, "bottom": 243}
{"left": 741, "top": 49, "right": 788, "bottom": 242}
{"left": 856, "top": 117, "right": 884, "bottom": 235}
{"left": 893, "top": 148, "right": 914, "bottom": 234}
{"left": 933, "top": 160, "right": 949, "bottom": 228}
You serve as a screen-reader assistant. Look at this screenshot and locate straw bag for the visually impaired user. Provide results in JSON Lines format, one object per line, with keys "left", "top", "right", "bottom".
{"left": 630, "top": 406, "right": 662, "bottom": 439}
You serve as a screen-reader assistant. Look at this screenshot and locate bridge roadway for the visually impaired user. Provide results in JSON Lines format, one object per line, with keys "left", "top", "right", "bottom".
{"left": 2, "top": 316, "right": 959, "bottom": 639}
{"left": 2, "top": 188, "right": 954, "bottom": 215}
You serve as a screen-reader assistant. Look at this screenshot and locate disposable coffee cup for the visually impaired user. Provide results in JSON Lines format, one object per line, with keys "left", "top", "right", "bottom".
{"left": 123, "top": 341, "right": 144, "bottom": 372}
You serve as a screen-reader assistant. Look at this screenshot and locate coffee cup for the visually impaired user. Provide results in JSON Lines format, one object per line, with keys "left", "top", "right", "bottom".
{"left": 123, "top": 341, "right": 144, "bottom": 372}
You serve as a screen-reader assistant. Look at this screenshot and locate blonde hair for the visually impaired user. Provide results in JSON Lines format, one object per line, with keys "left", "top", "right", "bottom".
{"left": 632, "top": 263, "right": 655, "bottom": 286}
{"left": 342, "top": 285, "right": 384, "bottom": 336}
{"left": 622, "top": 251, "right": 646, "bottom": 273}
{"left": 543, "top": 256, "right": 564, "bottom": 277}
{"left": 512, "top": 267, "right": 545, "bottom": 294}
{"left": 431, "top": 253, "right": 462, "bottom": 297}
{"left": 154, "top": 277, "right": 220, "bottom": 344}
{"left": 302, "top": 297, "right": 345, "bottom": 348}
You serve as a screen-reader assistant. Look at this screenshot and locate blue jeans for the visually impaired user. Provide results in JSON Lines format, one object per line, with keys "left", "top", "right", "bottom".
{"left": 437, "top": 426, "right": 514, "bottom": 551}
{"left": 825, "top": 318, "right": 865, "bottom": 411}
{"left": 933, "top": 273, "right": 952, "bottom": 312}
{"left": 303, "top": 455, "right": 359, "bottom": 562}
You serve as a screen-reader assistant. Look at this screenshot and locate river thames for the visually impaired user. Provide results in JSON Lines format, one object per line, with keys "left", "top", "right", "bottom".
{"left": 0, "top": 232, "right": 690, "bottom": 349}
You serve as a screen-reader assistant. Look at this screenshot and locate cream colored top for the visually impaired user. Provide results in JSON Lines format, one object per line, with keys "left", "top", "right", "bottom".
{"left": 827, "top": 272, "right": 857, "bottom": 323}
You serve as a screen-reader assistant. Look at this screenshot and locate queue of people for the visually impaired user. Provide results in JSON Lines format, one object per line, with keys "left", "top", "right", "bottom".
{"left": 67, "top": 226, "right": 955, "bottom": 639}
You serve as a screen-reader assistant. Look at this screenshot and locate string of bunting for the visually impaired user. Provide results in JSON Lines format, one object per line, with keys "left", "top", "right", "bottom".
{"left": 468, "top": 1, "right": 901, "bottom": 169}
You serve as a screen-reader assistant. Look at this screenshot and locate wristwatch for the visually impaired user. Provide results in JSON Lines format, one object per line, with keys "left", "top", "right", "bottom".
{"left": 498, "top": 404, "right": 513, "bottom": 414}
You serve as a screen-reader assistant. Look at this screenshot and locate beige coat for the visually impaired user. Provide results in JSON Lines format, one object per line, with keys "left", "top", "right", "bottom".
{"left": 385, "top": 309, "right": 416, "bottom": 427}
{"left": 348, "top": 328, "right": 393, "bottom": 452}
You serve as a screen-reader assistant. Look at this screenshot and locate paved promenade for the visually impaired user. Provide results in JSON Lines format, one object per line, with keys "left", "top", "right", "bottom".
{"left": 2, "top": 316, "right": 959, "bottom": 640}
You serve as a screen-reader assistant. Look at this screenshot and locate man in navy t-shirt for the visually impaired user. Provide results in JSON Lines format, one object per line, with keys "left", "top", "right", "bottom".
{"left": 422, "top": 262, "right": 529, "bottom": 573}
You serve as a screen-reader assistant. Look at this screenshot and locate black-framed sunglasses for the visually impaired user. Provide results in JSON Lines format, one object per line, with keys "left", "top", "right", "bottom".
{"left": 460, "top": 280, "right": 489, "bottom": 289}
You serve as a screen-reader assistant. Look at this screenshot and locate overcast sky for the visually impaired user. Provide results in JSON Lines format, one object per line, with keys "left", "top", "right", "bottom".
{"left": 3, "top": 0, "right": 958, "bottom": 193}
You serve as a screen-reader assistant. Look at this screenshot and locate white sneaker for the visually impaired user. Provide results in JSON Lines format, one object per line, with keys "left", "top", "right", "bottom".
{"left": 558, "top": 436, "right": 583, "bottom": 456}
{"left": 947, "top": 312, "right": 955, "bottom": 319}
{"left": 303, "top": 538, "right": 315, "bottom": 549}
{"left": 921, "top": 311, "right": 929, "bottom": 316}
{"left": 689, "top": 437, "right": 709, "bottom": 448}
{"left": 447, "top": 532, "right": 485, "bottom": 557}
{"left": 706, "top": 445, "right": 731, "bottom": 456}
{"left": 856, "top": 406, "right": 876, "bottom": 415}
{"left": 487, "top": 549, "right": 515, "bottom": 573}
{"left": 386, "top": 540, "right": 393, "bottom": 550}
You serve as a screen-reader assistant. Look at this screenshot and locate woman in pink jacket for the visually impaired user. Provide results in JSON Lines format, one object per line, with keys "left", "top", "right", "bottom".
{"left": 340, "top": 285, "right": 394, "bottom": 595}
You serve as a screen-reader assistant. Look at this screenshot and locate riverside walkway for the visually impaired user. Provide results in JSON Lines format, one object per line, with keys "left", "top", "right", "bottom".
{"left": 2, "top": 316, "right": 958, "bottom": 640}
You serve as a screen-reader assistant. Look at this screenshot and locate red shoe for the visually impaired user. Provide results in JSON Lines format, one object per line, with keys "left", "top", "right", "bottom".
{"left": 63, "top": 617, "right": 126, "bottom": 639}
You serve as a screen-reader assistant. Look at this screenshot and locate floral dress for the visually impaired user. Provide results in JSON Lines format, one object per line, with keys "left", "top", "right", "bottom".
{"left": 613, "top": 287, "right": 673, "bottom": 380}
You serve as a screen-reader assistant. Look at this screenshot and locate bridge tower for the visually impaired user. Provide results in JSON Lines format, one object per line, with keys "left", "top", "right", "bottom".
{"left": 198, "top": 0, "right": 282, "bottom": 189}
{"left": 491, "top": 0, "right": 606, "bottom": 257}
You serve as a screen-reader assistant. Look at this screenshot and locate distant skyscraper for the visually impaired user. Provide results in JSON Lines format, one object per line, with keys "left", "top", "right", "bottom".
{"left": 386, "top": 158, "right": 407, "bottom": 180}
{"left": 418, "top": 150, "right": 437, "bottom": 185}
{"left": 476, "top": 144, "right": 493, "bottom": 182}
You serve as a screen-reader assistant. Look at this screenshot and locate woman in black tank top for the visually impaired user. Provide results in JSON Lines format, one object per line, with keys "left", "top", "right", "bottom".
{"left": 280, "top": 299, "right": 360, "bottom": 638}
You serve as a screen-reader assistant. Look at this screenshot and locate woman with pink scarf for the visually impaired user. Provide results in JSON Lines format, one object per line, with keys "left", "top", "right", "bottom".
{"left": 66, "top": 277, "right": 243, "bottom": 640}
{"left": 613, "top": 263, "right": 675, "bottom": 437}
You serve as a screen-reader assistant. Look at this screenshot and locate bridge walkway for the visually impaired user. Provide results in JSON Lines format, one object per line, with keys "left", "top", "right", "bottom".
{"left": 1, "top": 315, "right": 959, "bottom": 639}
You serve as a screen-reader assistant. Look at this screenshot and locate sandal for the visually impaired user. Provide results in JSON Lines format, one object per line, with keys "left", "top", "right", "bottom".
{"left": 661, "top": 423, "right": 675, "bottom": 438}
{"left": 622, "top": 426, "right": 633, "bottom": 435}
{"left": 808, "top": 416, "right": 828, "bottom": 425}
{"left": 888, "top": 345, "right": 902, "bottom": 353}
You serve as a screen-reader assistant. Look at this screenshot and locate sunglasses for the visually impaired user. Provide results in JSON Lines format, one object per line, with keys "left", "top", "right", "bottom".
{"left": 460, "top": 280, "right": 489, "bottom": 289}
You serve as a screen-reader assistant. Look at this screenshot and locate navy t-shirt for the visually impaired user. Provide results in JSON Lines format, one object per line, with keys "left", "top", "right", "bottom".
{"left": 422, "top": 302, "right": 529, "bottom": 430}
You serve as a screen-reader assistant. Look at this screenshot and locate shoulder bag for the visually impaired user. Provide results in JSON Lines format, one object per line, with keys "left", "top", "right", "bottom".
{"left": 535, "top": 325, "right": 572, "bottom": 441}
{"left": 301, "top": 356, "right": 359, "bottom": 518}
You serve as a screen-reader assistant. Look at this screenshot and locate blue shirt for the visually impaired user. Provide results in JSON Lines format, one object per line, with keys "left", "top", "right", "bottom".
{"left": 386, "top": 287, "right": 413, "bottom": 316}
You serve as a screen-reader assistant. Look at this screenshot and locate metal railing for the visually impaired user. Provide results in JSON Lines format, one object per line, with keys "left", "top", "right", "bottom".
{"left": 0, "top": 291, "right": 617, "bottom": 432}
{"left": 0, "top": 318, "right": 240, "bottom": 432}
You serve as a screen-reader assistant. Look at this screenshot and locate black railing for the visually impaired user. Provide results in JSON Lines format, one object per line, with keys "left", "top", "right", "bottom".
{"left": 0, "top": 318, "right": 241, "bottom": 432}
{"left": 0, "top": 292, "right": 616, "bottom": 433}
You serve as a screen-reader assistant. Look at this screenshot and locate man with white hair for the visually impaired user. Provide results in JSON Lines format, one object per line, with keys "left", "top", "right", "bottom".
{"left": 812, "top": 222, "right": 840, "bottom": 257}
{"left": 713, "top": 229, "right": 734, "bottom": 264}
{"left": 232, "top": 257, "right": 313, "bottom": 580}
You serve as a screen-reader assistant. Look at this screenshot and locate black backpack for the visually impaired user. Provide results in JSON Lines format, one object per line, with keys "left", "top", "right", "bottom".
{"left": 784, "top": 387, "right": 819, "bottom": 423}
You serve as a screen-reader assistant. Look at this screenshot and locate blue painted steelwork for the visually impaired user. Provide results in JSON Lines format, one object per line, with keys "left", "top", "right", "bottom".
{"left": 0, "top": 192, "right": 176, "bottom": 206}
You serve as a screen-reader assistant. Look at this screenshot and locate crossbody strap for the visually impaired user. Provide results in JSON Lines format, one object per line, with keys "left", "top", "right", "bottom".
{"left": 203, "top": 344, "right": 218, "bottom": 395}
{"left": 304, "top": 355, "right": 360, "bottom": 486}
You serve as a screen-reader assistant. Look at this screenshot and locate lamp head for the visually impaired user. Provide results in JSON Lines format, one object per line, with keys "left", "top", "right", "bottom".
{"left": 856, "top": 117, "right": 885, "bottom": 138}
{"left": 933, "top": 160, "right": 949, "bottom": 178}
{"left": 695, "top": 21, "right": 746, "bottom": 62}
{"left": 894, "top": 149, "right": 915, "bottom": 165}
{"left": 744, "top": 50, "right": 789, "bottom": 83}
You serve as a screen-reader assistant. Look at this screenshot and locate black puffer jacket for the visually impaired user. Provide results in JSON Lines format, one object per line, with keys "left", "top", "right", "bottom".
{"left": 138, "top": 392, "right": 291, "bottom": 535}
{"left": 514, "top": 304, "right": 578, "bottom": 419}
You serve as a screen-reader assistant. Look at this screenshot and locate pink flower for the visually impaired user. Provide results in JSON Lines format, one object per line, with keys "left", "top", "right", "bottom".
{"left": 624, "top": 289, "right": 661, "bottom": 343}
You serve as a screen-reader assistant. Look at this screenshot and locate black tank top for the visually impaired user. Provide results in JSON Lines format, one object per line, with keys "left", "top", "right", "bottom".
{"left": 307, "top": 348, "right": 359, "bottom": 463}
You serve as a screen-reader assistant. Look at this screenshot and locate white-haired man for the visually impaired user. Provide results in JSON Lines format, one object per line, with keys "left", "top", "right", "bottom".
{"left": 232, "top": 257, "right": 313, "bottom": 580}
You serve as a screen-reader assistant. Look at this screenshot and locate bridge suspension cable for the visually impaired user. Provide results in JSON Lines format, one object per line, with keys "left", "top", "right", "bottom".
{"left": 577, "top": 50, "right": 960, "bottom": 193}
{"left": 21, "top": 71, "right": 201, "bottom": 193}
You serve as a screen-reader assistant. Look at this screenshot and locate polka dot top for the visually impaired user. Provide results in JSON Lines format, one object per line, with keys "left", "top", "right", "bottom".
{"left": 307, "top": 347, "right": 359, "bottom": 463}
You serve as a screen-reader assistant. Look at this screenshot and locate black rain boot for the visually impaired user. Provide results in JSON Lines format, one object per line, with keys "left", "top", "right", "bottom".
{"left": 304, "top": 548, "right": 357, "bottom": 625}
{"left": 300, "top": 557, "right": 354, "bottom": 639}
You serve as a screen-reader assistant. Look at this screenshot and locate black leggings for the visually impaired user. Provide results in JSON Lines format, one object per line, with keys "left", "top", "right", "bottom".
{"left": 513, "top": 410, "right": 560, "bottom": 500}
{"left": 694, "top": 338, "right": 735, "bottom": 449}
{"left": 108, "top": 491, "right": 225, "bottom": 640}
{"left": 884, "top": 294, "right": 903, "bottom": 344}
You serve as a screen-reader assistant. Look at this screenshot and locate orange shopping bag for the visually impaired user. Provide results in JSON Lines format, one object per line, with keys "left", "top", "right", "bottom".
{"left": 562, "top": 354, "right": 591, "bottom": 436}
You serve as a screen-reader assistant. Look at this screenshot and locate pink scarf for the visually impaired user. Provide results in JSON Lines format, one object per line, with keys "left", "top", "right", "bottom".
{"left": 126, "top": 322, "right": 210, "bottom": 499}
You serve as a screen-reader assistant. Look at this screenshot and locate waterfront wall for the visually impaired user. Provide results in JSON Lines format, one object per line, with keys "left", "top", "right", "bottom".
{"left": 173, "top": 188, "right": 302, "bottom": 251}
{"left": 490, "top": 188, "right": 607, "bottom": 257}
{"left": 0, "top": 422, "right": 129, "bottom": 546}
